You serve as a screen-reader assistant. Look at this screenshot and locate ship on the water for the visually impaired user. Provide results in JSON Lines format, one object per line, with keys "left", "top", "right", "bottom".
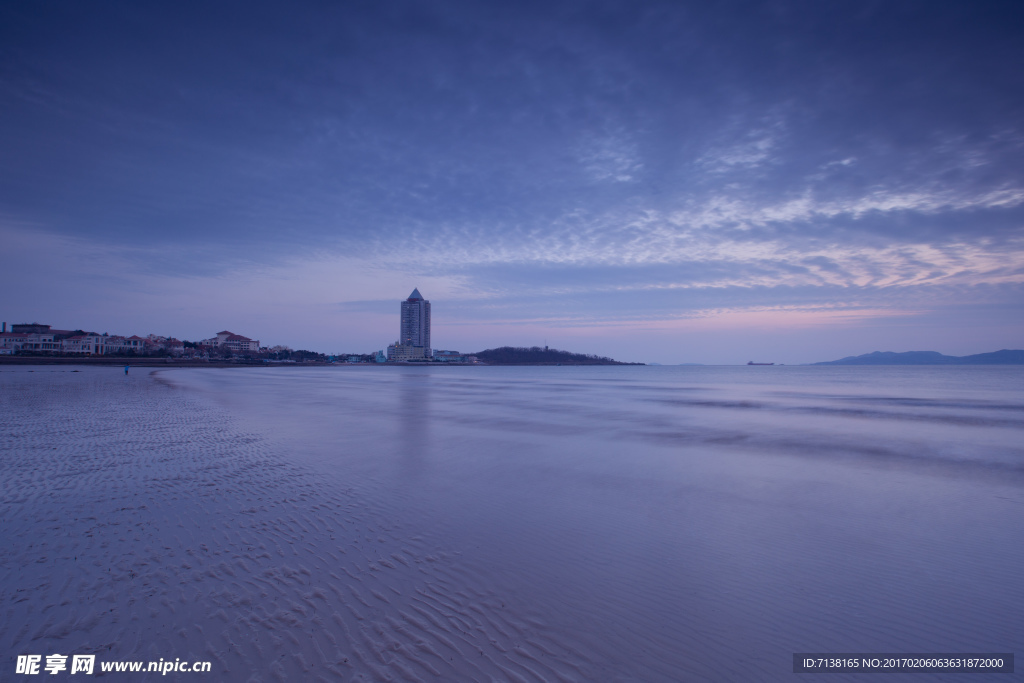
{"left": 747, "top": 361, "right": 775, "bottom": 365}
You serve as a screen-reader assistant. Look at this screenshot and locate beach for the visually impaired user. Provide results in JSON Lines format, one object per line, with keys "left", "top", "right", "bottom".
{"left": 2, "top": 365, "right": 1023, "bottom": 681}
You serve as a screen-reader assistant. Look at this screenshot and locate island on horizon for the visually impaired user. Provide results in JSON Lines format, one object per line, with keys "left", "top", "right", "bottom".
{"left": 814, "top": 349, "right": 1024, "bottom": 365}
{"left": 471, "top": 346, "right": 643, "bottom": 366}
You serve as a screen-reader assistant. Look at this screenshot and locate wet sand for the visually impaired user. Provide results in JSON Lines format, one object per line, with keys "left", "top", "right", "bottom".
{"left": 2, "top": 367, "right": 591, "bottom": 681}
{"left": 2, "top": 365, "right": 1022, "bottom": 681}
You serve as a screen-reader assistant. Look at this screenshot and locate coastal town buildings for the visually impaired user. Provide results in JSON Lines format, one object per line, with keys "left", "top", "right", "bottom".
{"left": 199, "top": 330, "right": 260, "bottom": 353}
{"left": 1, "top": 324, "right": 83, "bottom": 354}
{"left": 1, "top": 323, "right": 65, "bottom": 353}
{"left": 0, "top": 326, "right": 188, "bottom": 356}
{"left": 1, "top": 316, "right": 476, "bottom": 363}
{"left": 0, "top": 322, "right": 256, "bottom": 357}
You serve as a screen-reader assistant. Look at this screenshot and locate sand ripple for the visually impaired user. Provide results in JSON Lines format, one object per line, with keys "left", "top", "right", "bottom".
{"left": 0, "top": 369, "right": 589, "bottom": 681}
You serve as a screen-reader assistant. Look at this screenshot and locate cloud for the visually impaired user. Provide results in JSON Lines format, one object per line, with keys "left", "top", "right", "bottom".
{"left": 350, "top": 186, "right": 1024, "bottom": 299}
{"left": 578, "top": 132, "right": 643, "bottom": 182}
{"left": 697, "top": 125, "right": 780, "bottom": 173}
{"left": 3, "top": 1, "right": 1023, "bottom": 361}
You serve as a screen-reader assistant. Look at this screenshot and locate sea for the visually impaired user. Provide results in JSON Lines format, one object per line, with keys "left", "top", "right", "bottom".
{"left": 2, "top": 364, "right": 1022, "bottom": 681}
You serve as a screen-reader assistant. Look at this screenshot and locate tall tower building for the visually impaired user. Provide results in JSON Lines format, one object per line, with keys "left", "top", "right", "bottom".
{"left": 400, "top": 288, "right": 431, "bottom": 356}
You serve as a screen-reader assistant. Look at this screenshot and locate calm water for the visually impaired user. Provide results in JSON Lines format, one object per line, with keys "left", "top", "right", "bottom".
{"left": 165, "top": 364, "right": 1024, "bottom": 680}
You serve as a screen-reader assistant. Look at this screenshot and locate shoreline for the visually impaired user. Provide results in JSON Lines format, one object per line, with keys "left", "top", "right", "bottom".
{"left": 0, "top": 356, "right": 638, "bottom": 367}
{"left": 0, "top": 356, "right": 305, "bottom": 368}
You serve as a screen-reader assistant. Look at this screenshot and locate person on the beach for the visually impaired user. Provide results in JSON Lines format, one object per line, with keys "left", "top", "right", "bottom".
{"left": 124, "top": 365, "right": 129, "bottom": 375}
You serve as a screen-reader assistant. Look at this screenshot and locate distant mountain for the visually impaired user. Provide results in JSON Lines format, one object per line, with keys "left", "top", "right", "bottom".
{"left": 471, "top": 346, "right": 643, "bottom": 365}
{"left": 814, "top": 349, "right": 1024, "bottom": 365}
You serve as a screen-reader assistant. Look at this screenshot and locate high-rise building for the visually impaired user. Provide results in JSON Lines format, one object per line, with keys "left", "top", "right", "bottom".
{"left": 399, "top": 288, "right": 431, "bottom": 356}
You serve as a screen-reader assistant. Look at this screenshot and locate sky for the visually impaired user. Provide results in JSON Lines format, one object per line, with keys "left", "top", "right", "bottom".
{"left": 2, "top": 1, "right": 1022, "bottom": 364}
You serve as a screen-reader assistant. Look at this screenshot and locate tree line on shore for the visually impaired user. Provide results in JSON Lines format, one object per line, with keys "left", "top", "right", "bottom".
{"left": 470, "top": 346, "right": 640, "bottom": 365}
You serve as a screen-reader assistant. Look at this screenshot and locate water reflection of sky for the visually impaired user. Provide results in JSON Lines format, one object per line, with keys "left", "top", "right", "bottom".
{"left": 159, "top": 365, "right": 1024, "bottom": 678}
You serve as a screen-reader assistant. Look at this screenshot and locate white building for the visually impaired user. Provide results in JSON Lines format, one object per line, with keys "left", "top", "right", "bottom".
{"left": 386, "top": 342, "right": 428, "bottom": 361}
{"left": 200, "top": 330, "right": 260, "bottom": 353}
{"left": 0, "top": 329, "right": 62, "bottom": 352}
{"left": 62, "top": 334, "right": 109, "bottom": 354}
{"left": 0, "top": 333, "right": 28, "bottom": 354}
